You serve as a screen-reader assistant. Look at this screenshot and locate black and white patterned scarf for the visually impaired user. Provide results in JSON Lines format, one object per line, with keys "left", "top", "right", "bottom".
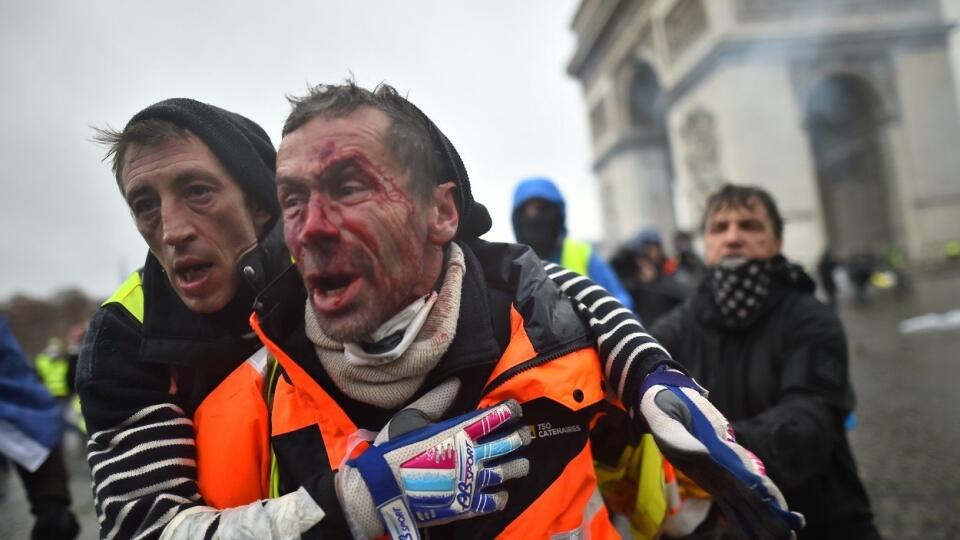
{"left": 707, "top": 255, "right": 807, "bottom": 329}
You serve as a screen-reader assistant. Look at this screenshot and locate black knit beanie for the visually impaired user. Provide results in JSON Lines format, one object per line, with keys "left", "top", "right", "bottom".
{"left": 126, "top": 98, "right": 280, "bottom": 229}
{"left": 402, "top": 101, "right": 492, "bottom": 240}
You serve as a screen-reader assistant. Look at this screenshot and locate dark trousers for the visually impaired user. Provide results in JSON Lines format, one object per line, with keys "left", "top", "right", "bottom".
{"left": 12, "top": 444, "right": 79, "bottom": 540}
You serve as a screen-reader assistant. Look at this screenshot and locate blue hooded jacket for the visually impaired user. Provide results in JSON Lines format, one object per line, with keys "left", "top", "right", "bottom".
{"left": 0, "top": 316, "right": 62, "bottom": 452}
{"left": 512, "top": 177, "right": 633, "bottom": 309}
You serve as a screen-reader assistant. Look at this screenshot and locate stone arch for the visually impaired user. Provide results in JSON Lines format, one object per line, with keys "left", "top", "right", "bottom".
{"left": 601, "top": 57, "right": 676, "bottom": 245}
{"left": 805, "top": 72, "right": 894, "bottom": 258}
{"left": 628, "top": 61, "right": 664, "bottom": 130}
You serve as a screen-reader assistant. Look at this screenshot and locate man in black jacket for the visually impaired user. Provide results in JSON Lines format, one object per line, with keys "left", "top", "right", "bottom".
{"left": 651, "top": 184, "right": 880, "bottom": 539}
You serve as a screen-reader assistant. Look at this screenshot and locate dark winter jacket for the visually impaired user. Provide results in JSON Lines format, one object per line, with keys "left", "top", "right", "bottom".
{"left": 651, "top": 264, "right": 879, "bottom": 540}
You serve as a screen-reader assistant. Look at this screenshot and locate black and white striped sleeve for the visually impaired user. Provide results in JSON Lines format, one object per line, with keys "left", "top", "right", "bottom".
{"left": 86, "top": 402, "right": 326, "bottom": 540}
{"left": 85, "top": 402, "right": 202, "bottom": 539}
{"left": 78, "top": 306, "right": 325, "bottom": 539}
{"left": 543, "top": 262, "right": 685, "bottom": 417}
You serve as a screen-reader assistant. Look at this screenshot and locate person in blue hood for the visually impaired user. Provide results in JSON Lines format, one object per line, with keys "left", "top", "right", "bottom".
{"left": 512, "top": 177, "right": 633, "bottom": 309}
{"left": 0, "top": 316, "right": 80, "bottom": 540}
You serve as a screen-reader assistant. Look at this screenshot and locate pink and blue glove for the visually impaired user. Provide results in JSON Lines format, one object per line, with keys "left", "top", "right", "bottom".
{"left": 640, "top": 367, "right": 805, "bottom": 540}
{"left": 337, "top": 379, "right": 530, "bottom": 540}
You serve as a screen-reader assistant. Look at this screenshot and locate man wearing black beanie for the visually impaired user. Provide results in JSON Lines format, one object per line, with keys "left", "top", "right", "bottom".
{"left": 78, "top": 98, "right": 322, "bottom": 539}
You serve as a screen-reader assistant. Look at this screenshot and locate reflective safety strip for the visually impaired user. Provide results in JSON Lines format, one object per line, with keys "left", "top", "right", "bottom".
{"left": 266, "top": 354, "right": 282, "bottom": 499}
{"left": 550, "top": 489, "right": 605, "bottom": 540}
{"left": 247, "top": 347, "right": 270, "bottom": 376}
{"left": 71, "top": 395, "right": 86, "bottom": 434}
{"left": 560, "top": 238, "right": 592, "bottom": 277}
{"left": 496, "top": 442, "right": 617, "bottom": 539}
{"left": 102, "top": 271, "right": 144, "bottom": 324}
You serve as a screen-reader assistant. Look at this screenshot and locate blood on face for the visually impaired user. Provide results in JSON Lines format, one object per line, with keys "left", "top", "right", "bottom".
{"left": 276, "top": 108, "right": 440, "bottom": 341}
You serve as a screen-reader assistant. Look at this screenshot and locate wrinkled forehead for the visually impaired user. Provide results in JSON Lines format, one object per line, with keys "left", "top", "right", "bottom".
{"left": 120, "top": 134, "right": 233, "bottom": 194}
{"left": 277, "top": 108, "right": 396, "bottom": 169}
{"left": 706, "top": 196, "right": 770, "bottom": 224}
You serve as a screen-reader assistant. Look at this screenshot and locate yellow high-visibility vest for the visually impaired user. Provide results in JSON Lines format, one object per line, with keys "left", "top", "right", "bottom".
{"left": 560, "top": 237, "right": 592, "bottom": 276}
{"left": 35, "top": 353, "right": 69, "bottom": 397}
{"left": 103, "top": 271, "right": 145, "bottom": 323}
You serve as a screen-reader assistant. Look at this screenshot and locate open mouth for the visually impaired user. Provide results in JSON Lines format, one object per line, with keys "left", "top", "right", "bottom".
{"left": 309, "top": 273, "right": 361, "bottom": 311}
{"left": 317, "top": 273, "right": 355, "bottom": 295}
{"left": 175, "top": 263, "right": 213, "bottom": 285}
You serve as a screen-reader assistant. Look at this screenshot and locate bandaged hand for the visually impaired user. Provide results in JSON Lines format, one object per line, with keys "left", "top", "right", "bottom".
{"left": 639, "top": 367, "right": 805, "bottom": 540}
{"left": 337, "top": 379, "right": 530, "bottom": 540}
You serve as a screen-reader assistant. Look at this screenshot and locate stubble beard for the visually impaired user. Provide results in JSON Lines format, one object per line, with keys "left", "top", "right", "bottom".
{"left": 316, "top": 306, "right": 382, "bottom": 343}
{"left": 304, "top": 243, "right": 423, "bottom": 344}
{"left": 313, "top": 287, "right": 409, "bottom": 343}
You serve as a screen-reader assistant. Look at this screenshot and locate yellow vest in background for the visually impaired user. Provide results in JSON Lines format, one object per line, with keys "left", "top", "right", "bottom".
{"left": 560, "top": 237, "right": 592, "bottom": 276}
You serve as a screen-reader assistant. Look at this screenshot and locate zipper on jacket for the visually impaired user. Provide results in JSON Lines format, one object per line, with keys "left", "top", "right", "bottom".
{"left": 481, "top": 337, "right": 592, "bottom": 397}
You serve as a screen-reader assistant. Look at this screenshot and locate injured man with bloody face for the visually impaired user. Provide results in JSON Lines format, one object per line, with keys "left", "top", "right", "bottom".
{"left": 252, "top": 81, "right": 805, "bottom": 539}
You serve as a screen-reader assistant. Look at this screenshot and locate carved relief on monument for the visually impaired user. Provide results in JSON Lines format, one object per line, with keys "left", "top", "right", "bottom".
{"left": 680, "top": 107, "right": 723, "bottom": 216}
{"left": 664, "top": 0, "right": 708, "bottom": 63}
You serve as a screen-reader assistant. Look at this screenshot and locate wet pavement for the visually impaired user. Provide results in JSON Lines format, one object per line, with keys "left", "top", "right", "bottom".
{"left": 1, "top": 267, "right": 958, "bottom": 539}
{"left": 1, "top": 432, "right": 97, "bottom": 540}
{"left": 841, "top": 266, "right": 960, "bottom": 539}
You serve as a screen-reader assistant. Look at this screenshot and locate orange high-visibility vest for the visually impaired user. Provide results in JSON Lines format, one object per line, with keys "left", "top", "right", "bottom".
{"left": 101, "top": 272, "right": 274, "bottom": 509}
{"left": 193, "top": 347, "right": 272, "bottom": 508}
{"left": 253, "top": 307, "right": 619, "bottom": 539}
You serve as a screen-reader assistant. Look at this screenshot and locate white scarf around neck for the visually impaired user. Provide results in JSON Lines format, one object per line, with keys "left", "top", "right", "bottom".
{"left": 305, "top": 243, "right": 465, "bottom": 408}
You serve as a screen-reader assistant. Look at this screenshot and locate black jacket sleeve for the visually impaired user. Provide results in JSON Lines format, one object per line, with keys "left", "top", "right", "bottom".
{"left": 730, "top": 299, "right": 854, "bottom": 490}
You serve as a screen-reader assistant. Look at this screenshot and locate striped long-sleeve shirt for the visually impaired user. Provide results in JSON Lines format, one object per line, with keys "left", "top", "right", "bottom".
{"left": 79, "top": 263, "right": 676, "bottom": 539}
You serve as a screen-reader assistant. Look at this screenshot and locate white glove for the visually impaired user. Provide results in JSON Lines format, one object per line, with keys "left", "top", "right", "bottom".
{"left": 639, "top": 368, "right": 805, "bottom": 540}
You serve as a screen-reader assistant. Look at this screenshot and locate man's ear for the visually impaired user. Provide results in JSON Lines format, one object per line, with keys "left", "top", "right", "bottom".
{"left": 427, "top": 182, "right": 459, "bottom": 245}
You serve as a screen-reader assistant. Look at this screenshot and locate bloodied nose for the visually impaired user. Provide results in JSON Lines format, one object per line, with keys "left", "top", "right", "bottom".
{"left": 299, "top": 195, "right": 341, "bottom": 244}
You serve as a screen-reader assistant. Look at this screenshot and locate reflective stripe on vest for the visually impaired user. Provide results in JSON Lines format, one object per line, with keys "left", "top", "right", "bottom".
{"left": 102, "top": 271, "right": 144, "bottom": 323}
{"left": 560, "top": 237, "right": 591, "bottom": 277}
{"left": 251, "top": 308, "right": 618, "bottom": 538}
{"left": 194, "top": 347, "right": 272, "bottom": 509}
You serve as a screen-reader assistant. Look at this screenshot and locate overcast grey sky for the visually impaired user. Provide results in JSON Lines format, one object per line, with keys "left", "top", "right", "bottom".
{"left": 0, "top": 1, "right": 599, "bottom": 299}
